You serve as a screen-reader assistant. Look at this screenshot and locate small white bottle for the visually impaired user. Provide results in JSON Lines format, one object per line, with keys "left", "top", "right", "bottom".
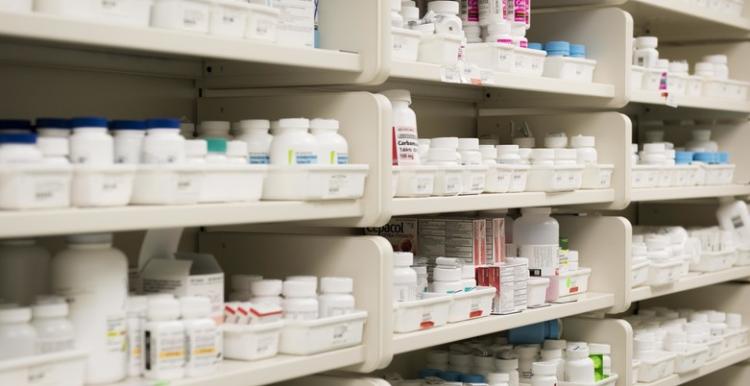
{"left": 382, "top": 89, "right": 420, "bottom": 166}
{"left": 530, "top": 361, "right": 558, "bottom": 386}
{"left": 634, "top": 36, "right": 659, "bottom": 68}
{"left": 495, "top": 356, "right": 521, "bottom": 386}
{"left": 37, "top": 137, "right": 70, "bottom": 165}
{"left": 393, "top": 252, "right": 418, "bottom": 302}
{"left": 530, "top": 148, "right": 555, "bottom": 166}
{"left": 143, "top": 297, "right": 185, "bottom": 381}
{"left": 250, "top": 279, "right": 283, "bottom": 307}
{"left": 142, "top": 118, "right": 186, "bottom": 164}
{"left": 35, "top": 118, "right": 71, "bottom": 137}
{"left": 485, "top": 20, "right": 513, "bottom": 44}
{"left": 310, "top": 118, "right": 349, "bottom": 165}
{"left": 0, "top": 306, "right": 36, "bottom": 360}
{"left": 181, "top": 296, "right": 220, "bottom": 378}
{"left": 206, "top": 138, "right": 228, "bottom": 163}
{"left": 269, "top": 118, "right": 319, "bottom": 165}
{"left": 69, "top": 117, "right": 113, "bottom": 165}
{"left": 565, "top": 343, "right": 595, "bottom": 383}
{"left": 318, "top": 277, "right": 356, "bottom": 317}
{"left": 458, "top": 138, "right": 482, "bottom": 165}
{"left": 428, "top": 1, "right": 463, "bottom": 35}
{"left": 32, "top": 301, "right": 75, "bottom": 354}
{"left": 282, "top": 280, "right": 319, "bottom": 320}
{"left": 229, "top": 274, "right": 262, "bottom": 302}
{"left": 570, "top": 135, "right": 597, "bottom": 165}
{"left": 198, "top": 121, "right": 231, "bottom": 139}
{"left": 235, "top": 119, "right": 272, "bottom": 164}
{"left": 497, "top": 144, "right": 521, "bottom": 165}
{"left": 111, "top": 120, "right": 146, "bottom": 164}
{"left": 226, "top": 140, "right": 248, "bottom": 164}
{"left": 431, "top": 257, "right": 464, "bottom": 293}
{"left": 185, "top": 139, "right": 207, "bottom": 164}
{"left": 540, "top": 349, "right": 565, "bottom": 380}
{"left": 126, "top": 295, "right": 148, "bottom": 377}
{"left": 513, "top": 207, "right": 560, "bottom": 276}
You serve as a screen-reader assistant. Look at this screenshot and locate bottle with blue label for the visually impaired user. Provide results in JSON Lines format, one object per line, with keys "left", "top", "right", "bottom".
{"left": 310, "top": 118, "right": 349, "bottom": 165}
{"left": 269, "top": 118, "right": 319, "bottom": 165}
{"left": 236, "top": 119, "right": 272, "bottom": 164}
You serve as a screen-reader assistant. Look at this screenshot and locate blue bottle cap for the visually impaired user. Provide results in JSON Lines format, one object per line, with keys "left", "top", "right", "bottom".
{"left": 570, "top": 44, "right": 586, "bottom": 58}
{"left": 145, "top": 118, "right": 181, "bottom": 129}
{"left": 718, "top": 152, "right": 730, "bottom": 164}
{"left": 693, "top": 152, "right": 715, "bottom": 164}
{"left": 544, "top": 41, "right": 570, "bottom": 56}
{"left": 418, "top": 368, "right": 442, "bottom": 379}
{"left": 71, "top": 117, "right": 108, "bottom": 128}
{"left": 35, "top": 118, "right": 70, "bottom": 129}
{"left": 0, "top": 119, "right": 32, "bottom": 130}
{"left": 528, "top": 42, "right": 543, "bottom": 51}
{"left": 675, "top": 151, "right": 694, "bottom": 165}
{"left": 0, "top": 133, "right": 37, "bottom": 144}
{"left": 439, "top": 371, "right": 463, "bottom": 382}
{"left": 110, "top": 120, "right": 147, "bottom": 131}
{"left": 461, "top": 374, "right": 486, "bottom": 383}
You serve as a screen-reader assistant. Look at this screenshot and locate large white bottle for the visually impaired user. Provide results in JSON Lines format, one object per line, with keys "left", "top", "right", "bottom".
{"left": 717, "top": 199, "right": 750, "bottom": 249}
{"left": 382, "top": 89, "right": 420, "bottom": 166}
{"left": 513, "top": 207, "right": 559, "bottom": 276}
{"left": 0, "top": 239, "right": 50, "bottom": 305}
{"left": 51, "top": 233, "right": 128, "bottom": 384}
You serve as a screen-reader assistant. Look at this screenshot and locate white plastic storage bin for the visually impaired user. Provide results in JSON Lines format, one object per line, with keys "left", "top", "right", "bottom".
{"left": 632, "top": 165, "right": 660, "bottom": 188}
{"left": 581, "top": 164, "right": 614, "bottom": 189}
{"left": 687, "top": 76, "right": 703, "bottom": 97}
{"left": 34, "top": 0, "right": 95, "bottom": 18}
{"left": 668, "top": 73, "right": 688, "bottom": 96}
{"left": 484, "top": 164, "right": 515, "bottom": 193}
{"left": 637, "top": 351, "right": 676, "bottom": 383}
{"left": 527, "top": 277, "right": 550, "bottom": 308}
{"left": 632, "top": 260, "right": 650, "bottom": 288}
{"left": 392, "top": 165, "right": 436, "bottom": 197}
{"left": 459, "top": 165, "right": 488, "bottom": 195}
{"left": 546, "top": 268, "right": 591, "bottom": 302}
{"left": 0, "top": 0, "right": 31, "bottom": 12}
{"left": 513, "top": 47, "right": 546, "bottom": 77}
{"left": 245, "top": 3, "right": 280, "bottom": 41}
{"left": 432, "top": 165, "right": 463, "bottom": 196}
{"left": 72, "top": 164, "right": 136, "bottom": 207}
{"left": 673, "top": 344, "right": 709, "bottom": 374}
{"left": 631, "top": 65, "right": 646, "bottom": 91}
{"left": 642, "top": 68, "right": 663, "bottom": 92}
{"left": 447, "top": 287, "right": 495, "bottom": 323}
{"left": 525, "top": 165, "right": 584, "bottom": 192}
{"left": 559, "top": 374, "right": 618, "bottom": 386}
{"left": 0, "top": 350, "right": 87, "bottom": 386}
{"left": 223, "top": 321, "right": 284, "bottom": 361}
{"left": 647, "top": 260, "right": 683, "bottom": 287}
{"left": 509, "top": 165, "right": 529, "bottom": 192}
{"left": 0, "top": 164, "right": 73, "bottom": 210}
{"left": 130, "top": 164, "right": 204, "bottom": 205}
{"left": 543, "top": 56, "right": 597, "bottom": 82}
{"left": 278, "top": 310, "right": 367, "bottom": 355}
{"left": 94, "top": 0, "right": 152, "bottom": 27}
{"left": 392, "top": 27, "right": 421, "bottom": 62}
{"left": 464, "top": 43, "right": 515, "bottom": 72}
{"left": 262, "top": 164, "right": 368, "bottom": 200}
{"left": 201, "top": 164, "right": 266, "bottom": 203}
{"left": 151, "top": 0, "right": 212, "bottom": 34}
{"left": 691, "top": 250, "right": 736, "bottom": 272}
{"left": 418, "top": 33, "right": 462, "bottom": 66}
{"left": 393, "top": 295, "right": 451, "bottom": 333}
{"left": 210, "top": 0, "right": 250, "bottom": 38}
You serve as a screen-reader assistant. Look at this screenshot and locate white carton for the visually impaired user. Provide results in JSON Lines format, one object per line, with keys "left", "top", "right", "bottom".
{"left": 273, "top": 0, "right": 315, "bottom": 48}
{"left": 364, "top": 218, "right": 418, "bottom": 253}
{"left": 140, "top": 252, "right": 225, "bottom": 324}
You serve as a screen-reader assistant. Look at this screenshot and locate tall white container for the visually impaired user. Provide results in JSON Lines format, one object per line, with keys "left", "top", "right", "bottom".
{"left": 51, "top": 233, "right": 128, "bottom": 384}
{"left": 513, "top": 207, "right": 559, "bottom": 276}
{"left": 0, "top": 239, "right": 50, "bottom": 305}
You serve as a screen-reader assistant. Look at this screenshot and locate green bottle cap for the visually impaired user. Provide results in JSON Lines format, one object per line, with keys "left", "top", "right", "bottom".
{"left": 206, "top": 137, "right": 227, "bottom": 154}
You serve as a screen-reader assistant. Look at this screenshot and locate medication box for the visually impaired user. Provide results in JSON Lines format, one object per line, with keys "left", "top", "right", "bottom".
{"left": 364, "top": 218, "right": 418, "bottom": 253}
{"left": 418, "top": 218, "right": 487, "bottom": 266}
{"left": 140, "top": 252, "right": 225, "bottom": 324}
{"left": 476, "top": 265, "right": 516, "bottom": 315}
{"left": 483, "top": 217, "right": 507, "bottom": 265}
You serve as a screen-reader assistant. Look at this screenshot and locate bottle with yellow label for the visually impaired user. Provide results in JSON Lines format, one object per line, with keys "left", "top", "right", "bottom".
{"left": 144, "top": 296, "right": 185, "bottom": 381}
{"left": 181, "top": 296, "right": 220, "bottom": 377}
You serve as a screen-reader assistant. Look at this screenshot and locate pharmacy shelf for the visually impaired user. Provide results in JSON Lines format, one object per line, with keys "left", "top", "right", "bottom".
{"left": 631, "top": 184, "right": 750, "bottom": 202}
{"left": 113, "top": 347, "right": 365, "bottom": 386}
{"left": 0, "top": 200, "right": 364, "bottom": 238}
{"left": 635, "top": 346, "right": 750, "bottom": 386}
{"left": 391, "top": 292, "right": 614, "bottom": 354}
{"left": 631, "top": 266, "right": 750, "bottom": 302}
{"left": 631, "top": 90, "right": 750, "bottom": 114}
{"left": 391, "top": 189, "right": 616, "bottom": 216}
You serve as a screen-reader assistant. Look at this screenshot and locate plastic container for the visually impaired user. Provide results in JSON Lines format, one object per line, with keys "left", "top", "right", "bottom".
{"left": 0, "top": 350, "right": 86, "bottom": 386}
{"left": 245, "top": 3, "right": 280, "bottom": 41}
{"left": 111, "top": 120, "right": 146, "bottom": 165}
{"left": 392, "top": 165, "right": 437, "bottom": 197}
{"left": 223, "top": 320, "right": 284, "bottom": 361}
{"left": 210, "top": 0, "right": 249, "bottom": 38}
{"left": 151, "top": 0, "right": 212, "bottom": 34}
{"left": 634, "top": 36, "right": 659, "bottom": 68}
{"left": 0, "top": 307, "right": 36, "bottom": 360}
{"left": 431, "top": 164, "right": 464, "bottom": 196}
{"left": 647, "top": 259, "right": 683, "bottom": 287}
{"left": 447, "top": 286, "right": 495, "bottom": 322}
{"left": 632, "top": 259, "right": 650, "bottom": 288}
{"left": 691, "top": 249, "right": 736, "bottom": 272}
{"left": 31, "top": 302, "right": 75, "bottom": 354}
{"left": 311, "top": 118, "right": 348, "bottom": 165}
{"left": 143, "top": 297, "right": 185, "bottom": 381}
{"left": 565, "top": 343, "right": 595, "bottom": 383}
{"left": 527, "top": 277, "right": 550, "bottom": 308}
{"left": 513, "top": 46, "right": 547, "bottom": 77}
{"left": 71, "top": 164, "right": 136, "bottom": 207}
{"left": 514, "top": 207, "right": 559, "bottom": 277}
{"left": 51, "top": 233, "right": 128, "bottom": 384}
{"left": 392, "top": 294, "right": 451, "bottom": 333}
{"left": 464, "top": 42, "right": 516, "bottom": 72}
{"left": 130, "top": 164, "right": 203, "bottom": 205}
{"left": 636, "top": 351, "right": 676, "bottom": 383}
{"left": 261, "top": 163, "right": 367, "bottom": 200}
{"left": 393, "top": 27, "right": 421, "bottom": 62}
{"left": 318, "top": 277, "right": 356, "bottom": 317}
{"left": 34, "top": 0, "right": 94, "bottom": 17}
{"left": 419, "top": 33, "right": 463, "bottom": 66}
{"left": 94, "top": 0, "right": 152, "bottom": 27}
{"left": 581, "top": 164, "right": 614, "bottom": 189}
{"left": 383, "top": 89, "right": 420, "bottom": 165}
{"left": 546, "top": 268, "right": 592, "bottom": 302}
{"left": 544, "top": 56, "right": 597, "bottom": 82}
{"left": 278, "top": 310, "right": 367, "bottom": 355}
{"left": 69, "top": 117, "right": 113, "bottom": 165}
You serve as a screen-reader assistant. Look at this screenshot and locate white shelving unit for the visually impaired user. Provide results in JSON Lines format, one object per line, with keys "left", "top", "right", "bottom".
{"left": 632, "top": 185, "right": 750, "bottom": 202}
{"left": 630, "top": 90, "right": 750, "bottom": 114}
{"left": 631, "top": 266, "right": 750, "bottom": 302}
{"left": 635, "top": 347, "right": 750, "bottom": 386}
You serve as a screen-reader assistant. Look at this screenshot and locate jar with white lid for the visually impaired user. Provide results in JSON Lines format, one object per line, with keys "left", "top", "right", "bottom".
{"left": 142, "top": 118, "right": 186, "bottom": 164}
{"left": 382, "top": 90, "right": 420, "bottom": 166}
{"left": 514, "top": 137, "right": 535, "bottom": 148}
{"left": 695, "top": 62, "right": 716, "bottom": 78}
{"left": 458, "top": 138, "right": 482, "bottom": 165}
{"left": 480, "top": 145, "right": 497, "bottom": 164}
{"left": 427, "top": 1, "right": 463, "bottom": 35}
{"left": 496, "top": 356, "right": 520, "bottom": 386}
{"left": 318, "top": 277, "right": 355, "bottom": 317}
{"left": 510, "top": 21, "right": 527, "bottom": 48}
{"left": 634, "top": 36, "right": 659, "bottom": 68}
{"left": 206, "top": 138, "right": 228, "bottom": 163}
{"left": 485, "top": 21, "right": 513, "bottom": 44}
{"left": 269, "top": 118, "right": 319, "bottom": 165}
{"left": 544, "top": 133, "right": 568, "bottom": 149}
{"left": 565, "top": 343, "right": 594, "bottom": 383}
{"left": 401, "top": 3, "right": 419, "bottom": 26}
{"left": 703, "top": 54, "right": 729, "bottom": 80}
{"left": 0, "top": 133, "right": 43, "bottom": 164}
{"left": 197, "top": 121, "right": 231, "bottom": 140}
{"left": 69, "top": 117, "right": 113, "bottom": 165}
{"left": 185, "top": 139, "right": 207, "bottom": 164}
{"left": 497, "top": 144, "right": 521, "bottom": 164}
{"left": 530, "top": 361, "right": 557, "bottom": 386}
{"left": 227, "top": 140, "right": 248, "bottom": 164}
{"left": 282, "top": 280, "right": 319, "bottom": 320}
{"left": 151, "top": 0, "right": 211, "bottom": 34}
{"left": 235, "top": 119, "right": 272, "bottom": 164}
{"left": 514, "top": 207, "right": 559, "bottom": 276}
{"left": 126, "top": 295, "right": 148, "bottom": 377}
{"left": 0, "top": 239, "right": 50, "bottom": 306}
{"left": 52, "top": 233, "right": 128, "bottom": 384}
{"left": 229, "top": 274, "right": 262, "bottom": 302}
{"left": 250, "top": 279, "right": 283, "bottom": 307}
{"left": 180, "top": 296, "right": 219, "bottom": 378}
{"left": 32, "top": 301, "right": 75, "bottom": 354}
{"left": 36, "top": 137, "right": 69, "bottom": 165}
{"left": 311, "top": 118, "right": 349, "bottom": 165}
{"left": 0, "top": 119, "right": 33, "bottom": 134}
{"left": 530, "top": 148, "right": 554, "bottom": 166}
{"left": 111, "top": 120, "right": 146, "bottom": 164}
{"left": 431, "top": 257, "right": 463, "bottom": 293}
{"left": 0, "top": 306, "right": 36, "bottom": 360}
{"left": 36, "top": 118, "right": 71, "bottom": 137}
{"left": 554, "top": 148, "right": 578, "bottom": 166}
{"left": 143, "top": 296, "right": 185, "bottom": 381}
{"left": 570, "top": 135, "right": 597, "bottom": 165}
{"left": 393, "top": 252, "right": 418, "bottom": 302}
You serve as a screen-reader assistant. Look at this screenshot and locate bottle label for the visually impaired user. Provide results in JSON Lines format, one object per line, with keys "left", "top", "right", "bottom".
{"left": 336, "top": 153, "right": 349, "bottom": 165}
{"left": 144, "top": 327, "right": 185, "bottom": 372}
{"left": 288, "top": 150, "right": 318, "bottom": 165}
{"left": 249, "top": 152, "right": 270, "bottom": 164}
{"left": 186, "top": 325, "right": 219, "bottom": 370}
{"left": 393, "top": 124, "right": 420, "bottom": 165}
{"left": 590, "top": 353, "right": 604, "bottom": 381}
{"left": 519, "top": 244, "right": 559, "bottom": 276}
{"left": 127, "top": 317, "right": 143, "bottom": 375}
{"left": 460, "top": 0, "right": 479, "bottom": 22}
{"left": 479, "top": 0, "right": 505, "bottom": 22}
{"left": 37, "top": 335, "right": 75, "bottom": 354}
{"left": 106, "top": 314, "right": 127, "bottom": 354}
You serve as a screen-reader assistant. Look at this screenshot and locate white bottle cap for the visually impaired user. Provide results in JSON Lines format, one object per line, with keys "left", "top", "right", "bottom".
{"left": 277, "top": 118, "right": 310, "bottom": 130}
{"left": 250, "top": 279, "right": 282, "bottom": 296}
{"left": 282, "top": 280, "right": 317, "bottom": 298}
{"left": 32, "top": 302, "right": 68, "bottom": 318}
{"left": 180, "top": 296, "right": 211, "bottom": 319}
{"left": 695, "top": 62, "right": 715, "bottom": 74}
{"left": 543, "top": 339, "right": 567, "bottom": 350}
{"left": 431, "top": 137, "right": 460, "bottom": 149}
{"left": 635, "top": 36, "right": 658, "bottom": 49}
{"left": 554, "top": 148, "right": 577, "bottom": 161}
{"left": 0, "top": 306, "right": 31, "bottom": 323}
{"left": 522, "top": 206, "right": 552, "bottom": 215}
{"left": 232, "top": 274, "right": 263, "bottom": 291}
{"left": 496, "top": 144, "right": 520, "bottom": 154}
{"left": 394, "top": 251, "right": 414, "bottom": 266}
{"left": 320, "top": 277, "right": 354, "bottom": 294}
{"left": 570, "top": 135, "right": 595, "bottom": 148}
{"left": 67, "top": 233, "right": 112, "bottom": 245}
{"left": 643, "top": 143, "right": 666, "bottom": 153}
{"left": 37, "top": 137, "right": 69, "bottom": 157}
{"left": 381, "top": 89, "right": 412, "bottom": 104}
{"left": 513, "top": 137, "right": 535, "bottom": 148}
{"left": 238, "top": 119, "right": 270, "bottom": 131}
{"left": 544, "top": 133, "right": 568, "bottom": 148}
{"left": 199, "top": 121, "right": 230, "bottom": 132}
{"left": 566, "top": 344, "right": 590, "bottom": 359}
{"left": 427, "top": 0, "right": 459, "bottom": 15}
{"left": 433, "top": 266, "right": 462, "bottom": 281}
{"left": 532, "top": 361, "right": 557, "bottom": 376}
{"left": 458, "top": 138, "right": 480, "bottom": 150}
{"left": 588, "top": 343, "right": 611, "bottom": 355}
{"left": 147, "top": 297, "right": 181, "bottom": 321}
{"left": 227, "top": 140, "right": 248, "bottom": 158}
{"left": 531, "top": 148, "right": 554, "bottom": 161}
{"left": 185, "top": 139, "right": 207, "bottom": 157}
{"left": 310, "top": 118, "right": 340, "bottom": 131}
{"left": 479, "top": 145, "right": 497, "bottom": 160}
{"left": 402, "top": 6, "right": 420, "bottom": 21}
